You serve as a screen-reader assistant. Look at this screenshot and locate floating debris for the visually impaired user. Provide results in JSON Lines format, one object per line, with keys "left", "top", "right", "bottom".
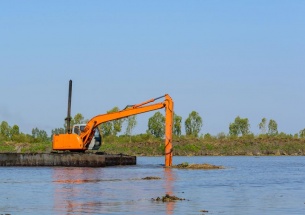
{"left": 200, "top": 209, "right": 209, "bottom": 213}
{"left": 171, "top": 162, "right": 224, "bottom": 169}
{"left": 152, "top": 194, "right": 186, "bottom": 202}
{"left": 142, "top": 176, "right": 161, "bottom": 180}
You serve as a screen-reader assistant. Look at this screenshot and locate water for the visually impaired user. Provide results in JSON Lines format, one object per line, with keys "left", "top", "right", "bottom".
{"left": 0, "top": 156, "right": 305, "bottom": 214}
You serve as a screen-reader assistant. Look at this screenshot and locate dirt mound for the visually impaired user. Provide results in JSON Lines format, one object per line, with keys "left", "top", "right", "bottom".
{"left": 171, "top": 162, "right": 224, "bottom": 169}
{"left": 142, "top": 176, "right": 161, "bottom": 180}
{"left": 152, "top": 194, "right": 186, "bottom": 202}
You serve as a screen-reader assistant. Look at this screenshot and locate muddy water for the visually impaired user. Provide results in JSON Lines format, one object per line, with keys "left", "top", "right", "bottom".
{"left": 0, "top": 156, "right": 305, "bottom": 214}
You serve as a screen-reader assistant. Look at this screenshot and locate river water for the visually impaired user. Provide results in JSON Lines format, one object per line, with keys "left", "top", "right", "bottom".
{"left": 0, "top": 156, "right": 305, "bottom": 215}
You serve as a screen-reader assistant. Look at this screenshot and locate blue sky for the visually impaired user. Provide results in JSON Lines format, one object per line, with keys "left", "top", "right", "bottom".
{"left": 1, "top": 1, "right": 304, "bottom": 136}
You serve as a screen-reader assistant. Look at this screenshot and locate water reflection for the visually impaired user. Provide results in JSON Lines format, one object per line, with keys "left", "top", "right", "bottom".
{"left": 52, "top": 167, "right": 104, "bottom": 214}
{"left": 51, "top": 166, "right": 179, "bottom": 214}
{"left": 164, "top": 168, "right": 175, "bottom": 215}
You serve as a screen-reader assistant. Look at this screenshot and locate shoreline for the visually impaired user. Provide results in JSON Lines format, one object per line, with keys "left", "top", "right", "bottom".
{"left": 1, "top": 136, "right": 305, "bottom": 157}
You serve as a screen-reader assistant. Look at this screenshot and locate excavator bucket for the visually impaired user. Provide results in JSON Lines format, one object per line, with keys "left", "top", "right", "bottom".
{"left": 52, "top": 133, "right": 84, "bottom": 150}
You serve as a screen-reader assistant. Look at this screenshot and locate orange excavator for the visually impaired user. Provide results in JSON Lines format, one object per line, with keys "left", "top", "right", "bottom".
{"left": 52, "top": 80, "right": 174, "bottom": 166}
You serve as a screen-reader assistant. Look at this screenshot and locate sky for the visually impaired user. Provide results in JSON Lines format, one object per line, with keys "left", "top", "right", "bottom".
{"left": 0, "top": 1, "right": 305, "bottom": 136}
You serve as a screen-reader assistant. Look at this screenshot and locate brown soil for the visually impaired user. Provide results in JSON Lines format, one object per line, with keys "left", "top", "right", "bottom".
{"left": 171, "top": 163, "right": 224, "bottom": 169}
{"left": 142, "top": 176, "right": 161, "bottom": 180}
{"left": 152, "top": 194, "right": 186, "bottom": 202}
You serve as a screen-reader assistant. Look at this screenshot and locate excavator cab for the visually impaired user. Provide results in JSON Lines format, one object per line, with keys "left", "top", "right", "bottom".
{"left": 72, "top": 124, "right": 102, "bottom": 150}
{"left": 73, "top": 124, "right": 85, "bottom": 135}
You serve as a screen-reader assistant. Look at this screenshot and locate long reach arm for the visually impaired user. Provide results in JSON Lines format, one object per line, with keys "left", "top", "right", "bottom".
{"left": 53, "top": 94, "right": 174, "bottom": 166}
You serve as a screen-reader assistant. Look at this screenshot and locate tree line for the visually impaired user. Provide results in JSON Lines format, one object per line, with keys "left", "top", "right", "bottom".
{"left": 1, "top": 110, "right": 305, "bottom": 143}
{"left": 0, "top": 121, "right": 48, "bottom": 143}
{"left": 227, "top": 116, "right": 305, "bottom": 138}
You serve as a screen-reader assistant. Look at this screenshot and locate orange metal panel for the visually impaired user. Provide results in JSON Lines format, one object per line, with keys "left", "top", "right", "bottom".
{"left": 52, "top": 133, "right": 84, "bottom": 150}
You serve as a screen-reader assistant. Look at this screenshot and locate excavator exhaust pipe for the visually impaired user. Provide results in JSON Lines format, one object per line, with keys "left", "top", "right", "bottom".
{"left": 65, "top": 80, "right": 73, "bottom": 134}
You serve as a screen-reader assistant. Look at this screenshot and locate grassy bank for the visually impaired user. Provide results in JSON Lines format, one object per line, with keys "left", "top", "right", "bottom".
{"left": 100, "top": 135, "right": 305, "bottom": 156}
{"left": 0, "top": 141, "right": 52, "bottom": 153}
{"left": 1, "top": 135, "right": 305, "bottom": 156}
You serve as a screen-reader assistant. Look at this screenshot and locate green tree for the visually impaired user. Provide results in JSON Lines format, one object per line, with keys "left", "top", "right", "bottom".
{"left": 38, "top": 130, "right": 48, "bottom": 141}
{"left": 258, "top": 118, "right": 267, "bottom": 134}
{"left": 51, "top": 128, "right": 65, "bottom": 135}
{"left": 100, "top": 107, "right": 123, "bottom": 136}
{"left": 299, "top": 128, "right": 305, "bottom": 138}
{"left": 185, "top": 111, "right": 202, "bottom": 137}
{"left": 32, "top": 127, "right": 48, "bottom": 141}
{"left": 229, "top": 122, "right": 239, "bottom": 136}
{"left": 125, "top": 115, "right": 137, "bottom": 137}
{"left": 147, "top": 112, "right": 165, "bottom": 138}
{"left": 229, "top": 116, "right": 250, "bottom": 136}
{"left": 239, "top": 118, "right": 250, "bottom": 135}
{"left": 173, "top": 113, "right": 182, "bottom": 136}
{"left": 72, "top": 113, "right": 85, "bottom": 125}
{"left": 32, "top": 128, "right": 39, "bottom": 138}
{"left": 0, "top": 121, "right": 11, "bottom": 139}
{"left": 10, "top": 125, "right": 20, "bottom": 141}
{"left": 100, "top": 122, "right": 112, "bottom": 137}
{"left": 11, "top": 125, "right": 20, "bottom": 136}
{"left": 268, "top": 119, "right": 278, "bottom": 136}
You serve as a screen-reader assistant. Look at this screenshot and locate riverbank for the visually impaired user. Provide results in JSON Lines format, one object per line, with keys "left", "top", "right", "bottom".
{"left": 0, "top": 137, "right": 305, "bottom": 156}
{"left": 1, "top": 136, "right": 305, "bottom": 156}
{"left": 100, "top": 136, "right": 305, "bottom": 156}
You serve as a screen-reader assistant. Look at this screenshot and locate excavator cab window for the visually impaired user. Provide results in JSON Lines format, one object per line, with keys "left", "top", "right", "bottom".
{"left": 73, "top": 126, "right": 80, "bottom": 135}
{"left": 80, "top": 126, "right": 85, "bottom": 132}
{"left": 73, "top": 124, "right": 86, "bottom": 135}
